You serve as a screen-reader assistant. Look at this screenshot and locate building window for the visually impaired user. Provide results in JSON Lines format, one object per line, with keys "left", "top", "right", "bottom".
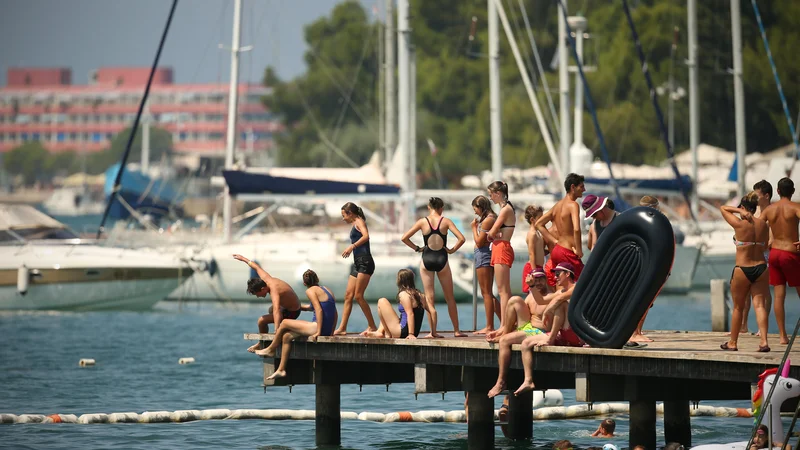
{"left": 21, "top": 133, "right": 29, "bottom": 141}
{"left": 82, "top": 132, "right": 90, "bottom": 141}
{"left": 57, "top": 133, "right": 66, "bottom": 142}
{"left": 32, "top": 133, "right": 41, "bottom": 141}
{"left": 106, "top": 133, "right": 113, "bottom": 140}
{"left": 0, "top": 134, "right": 4, "bottom": 142}
{"left": 9, "top": 133, "right": 16, "bottom": 142}
{"left": 179, "top": 132, "right": 188, "bottom": 141}
{"left": 106, "top": 114, "right": 113, "bottom": 123}
{"left": 209, "top": 132, "right": 223, "bottom": 141}
{"left": 44, "top": 133, "right": 51, "bottom": 141}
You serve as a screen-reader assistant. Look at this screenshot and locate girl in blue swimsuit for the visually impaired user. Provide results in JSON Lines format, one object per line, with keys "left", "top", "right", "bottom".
{"left": 369, "top": 269, "right": 433, "bottom": 339}
{"left": 259, "top": 270, "right": 338, "bottom": 380}
{"left": 401, "top": 197, "right": 467, "bottom": 338}
{"left": 471, "top": 195, "right": 501, "bottom": 335}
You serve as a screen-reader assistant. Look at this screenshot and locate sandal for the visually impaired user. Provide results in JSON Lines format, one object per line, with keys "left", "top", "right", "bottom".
{"left": 720, "top": 342, "right": 738, "bottom": 351}
{"left": 758, "top": 345, "right": 771, "bottom": 353}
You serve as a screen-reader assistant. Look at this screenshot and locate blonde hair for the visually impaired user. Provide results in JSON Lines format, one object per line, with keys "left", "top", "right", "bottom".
{"left": 639, "top": 195, "right": 659, "bottom": 208}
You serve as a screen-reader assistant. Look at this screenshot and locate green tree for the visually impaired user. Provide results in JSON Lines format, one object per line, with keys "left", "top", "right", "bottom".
{"left": 4, "top": 141, "right": 52, "bottom": 185}
{"left": 262, "top": 0, "right": 800, "bottom": 185}
{"left": 107, "top": 125, "right": 173, "bottom": 166}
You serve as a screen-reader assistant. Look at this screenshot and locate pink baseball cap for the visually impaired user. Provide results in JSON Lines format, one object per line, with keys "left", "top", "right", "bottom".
{"left": 581, "top": 194, "right": 608, "bottom": 218}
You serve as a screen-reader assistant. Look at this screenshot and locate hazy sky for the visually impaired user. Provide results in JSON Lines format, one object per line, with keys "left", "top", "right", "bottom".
{"left": 0, "top": 0, "right": 386, "bottom": 86}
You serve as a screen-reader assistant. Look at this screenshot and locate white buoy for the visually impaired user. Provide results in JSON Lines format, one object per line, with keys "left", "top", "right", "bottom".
{"left": 178, "top": 357, "right": 195, "bottom": 365}
{"left": 17, "top": 266, "right": 29, "bottom": 296}
{"left": 78, "top": 359, "right": 95, "bottom": 367}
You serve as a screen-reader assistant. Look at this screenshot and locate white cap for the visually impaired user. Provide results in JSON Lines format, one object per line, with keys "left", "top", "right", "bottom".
{"left": 603, "top": 445, "right": 619, "bottom": 450}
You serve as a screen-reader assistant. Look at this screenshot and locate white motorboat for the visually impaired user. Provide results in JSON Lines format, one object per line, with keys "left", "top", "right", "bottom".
{"left": 42, "top": 187, "right": 105, "bottom": 216}
{"left": 0, "top": 205, "right": 193, "bottom": 311}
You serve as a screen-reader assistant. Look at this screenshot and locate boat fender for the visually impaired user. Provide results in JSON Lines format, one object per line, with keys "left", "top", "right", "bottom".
{"left": 568, "top": 207, "right": 675, "bottom": 348}
{"left": 17, "top": 266, "right": 28, "bottom": 296}
{"left": 207, "top": 258, "right": 218, "bottom": 278}
{"left": 533, "top": 389, "right": 565, "bottom": 408}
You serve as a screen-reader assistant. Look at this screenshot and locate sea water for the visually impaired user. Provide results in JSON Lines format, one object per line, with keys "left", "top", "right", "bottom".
{"left": 2, "top": 294, "right": 799, "bottom": 449}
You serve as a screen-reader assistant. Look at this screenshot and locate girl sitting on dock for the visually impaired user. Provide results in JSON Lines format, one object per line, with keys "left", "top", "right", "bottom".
{"left": 401, "top": 197, "right": 467, "bottom": 338}
{"left": 471, "top": 195, "right": 501, "bottom": 335}
{"left": 257, "top": 270, "right": 338, "bottom": 380}
{"left": 366, "top": 269, "right": 434, "bottom": 339}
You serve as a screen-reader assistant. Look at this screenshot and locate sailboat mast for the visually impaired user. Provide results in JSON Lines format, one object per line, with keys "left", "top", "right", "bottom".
{"left": 488, "top": 0, "right": 503, "bottom": 181}
{"left": 397, "top": 0, "right": 411, "bottom": 225}
{"left": 223, "top": 0, "right": 243, "bottom": 243}
{"left": 385, "top": 0, "right": 395, "bottom": 169}
{"left": 558, "top": 0, "right": 571, "bottom": 176}
{"left": 731, "top": 0, "right": 746, "bottom": 198}
{"left": 688, "top": 0, "right": 700, "bottom": 217}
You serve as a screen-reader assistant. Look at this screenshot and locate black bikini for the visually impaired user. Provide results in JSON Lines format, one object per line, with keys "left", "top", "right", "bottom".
{"left": 732, "top": 264, "right": 768, "bottom": 284}
{"left": 422, "top": 217, "right": 448, "bottom": 272}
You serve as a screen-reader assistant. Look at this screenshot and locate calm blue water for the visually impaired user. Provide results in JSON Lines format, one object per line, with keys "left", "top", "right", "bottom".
{"left": 2, "top": 294, "right": 799, "bottom": 450}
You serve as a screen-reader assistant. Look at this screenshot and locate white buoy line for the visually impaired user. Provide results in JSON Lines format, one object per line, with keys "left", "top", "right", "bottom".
{"left": 77, "top": 358, "right": 195, "bottom": 366}
{"left": 0, "top": 403, "right": 753, "bottom": 425}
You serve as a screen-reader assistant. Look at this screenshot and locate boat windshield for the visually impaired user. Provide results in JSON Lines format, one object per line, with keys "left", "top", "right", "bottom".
{"left": 0, "top": 227, "right": 80, "bottom": 243}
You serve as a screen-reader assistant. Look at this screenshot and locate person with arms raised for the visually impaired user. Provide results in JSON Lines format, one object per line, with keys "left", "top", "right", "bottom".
{"left": 233, "top": 254, "right": 302, "bottom": 353}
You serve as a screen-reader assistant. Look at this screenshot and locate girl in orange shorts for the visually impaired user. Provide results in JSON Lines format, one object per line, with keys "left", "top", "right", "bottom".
{"left": 486, "top": 181, "right": 517, "bottom": 329}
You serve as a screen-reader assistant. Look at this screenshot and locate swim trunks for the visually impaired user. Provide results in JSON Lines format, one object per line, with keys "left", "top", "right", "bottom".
{"left": 769, "top": 248, "right": 800, "bottom": 287}
{"left": 553, "top": 327, "right": 584, "bottom": 347}
{"left": 517, "top": 321, "right": 545, "bottom": 336}
{"left": 544, "top": 258, "right": 556, "bottom": 287}
{"left": 281, "top": 307, "right": 301, "bottom": 320}
{"left": 490, "top": 240, "right": 515, "bottom": 267}
{"left": 549, "top": 244, "right": 584, "bottom": 285}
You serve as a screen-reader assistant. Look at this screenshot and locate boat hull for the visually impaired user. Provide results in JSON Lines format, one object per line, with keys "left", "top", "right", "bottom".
{"left": 0, "top": 275, "right": 186, "bottom": 311}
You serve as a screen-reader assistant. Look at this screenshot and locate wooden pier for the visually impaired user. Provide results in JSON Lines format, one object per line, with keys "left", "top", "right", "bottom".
{"left": 245, "top": 330, "right": 800, "bottom": 450}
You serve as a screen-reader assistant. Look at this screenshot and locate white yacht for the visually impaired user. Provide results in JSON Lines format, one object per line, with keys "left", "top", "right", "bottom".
{"left": 42, "top": 187, "right": 105, "bottom": 216}
{"left": 0, "top": 205, "right": 193, "bottom": 311}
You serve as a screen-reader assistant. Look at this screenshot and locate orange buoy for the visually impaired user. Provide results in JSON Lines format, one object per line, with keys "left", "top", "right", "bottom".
{"left": 736, "top": 408, "right": 753, "bottom": 418}
{"left": 47, "top": 414, "right": 62, "bottom": 423}
{"left": 397, "top": 412, "right": 413, "bottom": 422}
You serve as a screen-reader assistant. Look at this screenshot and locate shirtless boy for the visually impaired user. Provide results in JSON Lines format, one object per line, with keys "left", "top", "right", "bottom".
{"left": 233, "top": 254, "right": 302, "bottom": 352}
{"left": 760, "top": 178, "right": 800, "bottom": 344}
{"left": 537, "top": 173, "right": 586, "bottom": 286}
{"left": 487, "top": 267, "right": 571, "bottom": 398}
{"left": 522, "top": 205, "right": 545, "bottom": 294}
{"left": 514, "top": 262, "right": 581, "bottom": 396}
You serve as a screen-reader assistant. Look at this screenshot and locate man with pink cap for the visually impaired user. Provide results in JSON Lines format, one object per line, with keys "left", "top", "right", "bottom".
{"left": 487, "top": 266, "right": 572, "bottom": 398}
{"left": 514, "top": 261, "right": 583, "bottom": 396}
{"left": 582, "top": 194, "right": 619, "bottom": 250}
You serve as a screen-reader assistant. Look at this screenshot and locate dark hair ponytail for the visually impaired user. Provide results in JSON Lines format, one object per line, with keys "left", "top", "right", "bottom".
{"left": 342, "top": 202, "right": 366, "bottom": 223}
{"left": 487, "top": 181, "right": 514, "bottom": 210}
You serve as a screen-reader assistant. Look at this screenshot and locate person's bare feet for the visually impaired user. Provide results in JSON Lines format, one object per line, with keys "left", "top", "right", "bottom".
{"left": 780, "top": 335, "right": 790, "bottom": 345}
{"left": 333, "top": 329, "right": 348, "bottom": 336}
{"left": 254, "top": 346, "right": 276, "bottom": 357}
{"left": 630, "top": 333, "right": 653, "bottom": 343}
{"left": 514, "top": 380, "right": 536, "bottom": 396}
{"left": 247, "top": 342, "right": 263, "bottom": 353}
{"left": 453, "top": 331, "right": 468, "bottom": 338}
{"left": 266, "top": 370, "right": 286, "bottom": 381}
{"left": 486, "top": 330, "right": 504, "bottom": 342}
{"left": 359, "top": 327, "right": 378, "bottom": 337}
{"left": 423, "top": 332, "right": 444, "bottom": 339}
{"left": 474, "top": 327, "right": 493, "bottom": 335}
{"left": 364, "top": 330, "right": 385, "bottom": 338}
{"left": 487, "top": 382, "right": 505, "bottom": 398}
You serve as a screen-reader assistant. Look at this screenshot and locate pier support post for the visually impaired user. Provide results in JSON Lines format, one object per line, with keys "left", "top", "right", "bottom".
{"left": 506, "top": 390, "right": 533, "bottom": 440}
{"left": 463, "top": 367, "right": 496, "bottom": 450}
{"left": 315, "top": 361, "right": 341, "bottom": 446}
{"left": 467, "top": 391, "right": 494, "bottom": 450}
{"left": 629, "top": 400, "right": 656, "bottom": 450}
{"left": 710, "top": 279, "right": 730, "bottom": 332}
{"left": 664, "top": 400, "right": 692, "bottom": 448}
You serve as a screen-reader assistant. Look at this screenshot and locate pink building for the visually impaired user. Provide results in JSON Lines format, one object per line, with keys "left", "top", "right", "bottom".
{"left": 0, "top": 67, "right": 279, "bottom": 157}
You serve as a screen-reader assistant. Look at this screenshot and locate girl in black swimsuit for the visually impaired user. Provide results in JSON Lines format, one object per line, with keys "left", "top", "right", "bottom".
{"left": 401, "top": 197, "right": 467, "bottom": 338}
{"left": 720, "top": 191, "right": 771, "bottom": 352}
{"left": 334, "top": 202, "right": 378, "bottom": 336}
